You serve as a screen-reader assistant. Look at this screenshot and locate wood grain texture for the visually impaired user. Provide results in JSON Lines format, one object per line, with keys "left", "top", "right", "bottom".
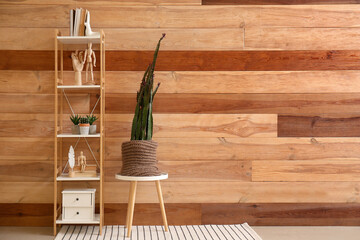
{"left": 3, "top": 50, "right": 360, "bottom": 71}
{"left": 106, "top": 138, "right": 360, "bottom": 161}
{"left": 106, "top": 70, "right": 360, "bottom": 94}
{"left": 201, "top": 203, "right": 360, "bottom": 226}
{"left": 2, "top": 181, "right": 360, "bottom": 203}
{"left": 3, "top": 5, "right": 360, "bottom": 28}
{"left": 245, "top": 28, "right": 360, "bottom": 50}
{"left": 105, "top": 114, "right": 277, "bottom": 138}
{"left": 0, "top": 0, "right": 201, "bottom": 5}
{"left": 104, "top": 181, "right": 360, "bottom": 203}
{"left": 252, "top": 160, "right": 360, "bottom": 182}
{"left": 0, "top": 71, "right": 53, "bottom": 93}
{"left": 0, "top": 203, "right": 53, "bottom": 227}
{"left": 278, "top": 115, "right": 360, "bottom": 137}
{"left": 106, "top": 93, "right": 360, "bottom": 115}
{"left": 105, "top": 160, "right": 251, "bottom": 182}
{"left": 0, "top": 28, "right": 243, "bottom": 50}
{"left": 0, "top": 161, "right": 52, "bottom": 182}
{"left": 203, "top": 0, "right": 360, "bottom": 4}
{"left": 2, "top": 203, "right": 360, "bottom": 226}
{"left": 0, "top": 137, "right": 52, "bottom": 161}
{"left": 105, "top": 203, "right": 201, "bottom": 225}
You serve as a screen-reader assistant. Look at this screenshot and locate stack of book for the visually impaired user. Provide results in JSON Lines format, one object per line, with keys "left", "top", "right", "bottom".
{"left": 70, "top": 8, "right": 89, "bottom": 36}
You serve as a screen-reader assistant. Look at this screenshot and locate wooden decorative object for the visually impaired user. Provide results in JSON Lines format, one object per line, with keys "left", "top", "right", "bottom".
{"left": 71, "top": 50, "right": 85, "bottom": 85}
{"left": 85, "top": 43, "right": 96, "bottom": 85}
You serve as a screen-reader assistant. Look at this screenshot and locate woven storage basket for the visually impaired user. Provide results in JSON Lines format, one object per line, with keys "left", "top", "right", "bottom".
{"left": 121, "top": 140, "right": 162, "bottom": 176}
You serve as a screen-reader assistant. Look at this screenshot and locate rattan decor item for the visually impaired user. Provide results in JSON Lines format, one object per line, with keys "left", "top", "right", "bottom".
{"left": 121, "top": 140, "right": 162, "bottom": 176}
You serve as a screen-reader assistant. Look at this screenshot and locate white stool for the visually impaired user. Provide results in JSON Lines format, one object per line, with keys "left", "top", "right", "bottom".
{"left": 115, "top": 173, "right": 169, "bottom": 237}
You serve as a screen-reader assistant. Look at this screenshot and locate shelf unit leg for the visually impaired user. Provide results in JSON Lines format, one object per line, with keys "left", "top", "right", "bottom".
{"left": 156, "top": 180, "right": 169, "bottom": 232}
{"left": 127, "top": 181, "right": 137, "bottom": 237}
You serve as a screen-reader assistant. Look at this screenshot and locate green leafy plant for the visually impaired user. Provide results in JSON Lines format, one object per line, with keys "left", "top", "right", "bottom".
{"left": 131, "top": 34, "right": 165, "bottom": 141}
{"left": 87, "top": 114, "right": 98, "bottom": 125}
{"left": 70, "top": 114, "right": 80, "bottom": 125}
{"left": 79, "top": 117, "right": 89, "bottom": 125}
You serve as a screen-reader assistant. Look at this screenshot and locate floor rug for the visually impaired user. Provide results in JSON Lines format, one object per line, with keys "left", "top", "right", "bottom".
{"left": 55, "top": 223, "right": 263, "bottom": 240}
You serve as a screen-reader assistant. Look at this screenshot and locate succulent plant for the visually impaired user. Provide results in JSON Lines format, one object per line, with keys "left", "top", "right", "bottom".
{"left": 87, "top": 114, "right": 98, "bottom": 125}
{"left": 131, "top": 34, "right": 165, "bottom": 141}
{"left": 79, "top": 117, "right": 89, "bottom": 125}
{"left": 70, "top": 114, "right": 80, "bottom": 125}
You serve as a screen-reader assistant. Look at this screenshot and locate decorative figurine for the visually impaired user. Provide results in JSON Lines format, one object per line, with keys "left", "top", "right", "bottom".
{"left": 71, "top": 50, "right": 85, "bottom": 85}
{"left": 84, "top": 10, "right": 100, "bottom": 38}
{"left": 84, "top": 43, "right": 96, "bottom": 85}
{"left": 68, "top": 146, "right": 75, "bottom": 177}
{"left": 77, "top": 151, "right": 87, "bottom": 173}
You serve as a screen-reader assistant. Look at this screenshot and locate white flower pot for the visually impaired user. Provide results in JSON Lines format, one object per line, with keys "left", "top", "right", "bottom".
{"left": 71, "top": 125, "right": 80, "bottom": 134}
{"left": 89, "top": 125, "right": 97, "bottom": 134}
{"left": 79, "top": 126, "right": 90, "bottom": 135}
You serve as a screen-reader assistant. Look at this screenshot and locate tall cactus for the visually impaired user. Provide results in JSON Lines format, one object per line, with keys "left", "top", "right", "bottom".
{"left": 131, "top": 34, "right": 165, "bottom": 140}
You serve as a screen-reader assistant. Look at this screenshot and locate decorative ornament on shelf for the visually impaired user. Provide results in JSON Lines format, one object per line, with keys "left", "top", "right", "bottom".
{"left": 120, "top": 34, "right": 166, "bottom": 177}
{"left": 77, "top": 151, "right": 87, "bottom": 173}
{"left": 71, "top": 50, "right": 85, "bottom": 85}
{"left": 84, "top": 43, "right": 96, "bottom": 85}
{"left": 68, "top": 146, "right": 75, "bottom": 178}
{"left": 84, "top": 10, "right": 100, "bottom": 38}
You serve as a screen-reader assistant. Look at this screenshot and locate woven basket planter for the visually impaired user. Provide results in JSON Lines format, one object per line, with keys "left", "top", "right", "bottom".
{"left": 121, "top": 140, "right": 162, "bottom": 176}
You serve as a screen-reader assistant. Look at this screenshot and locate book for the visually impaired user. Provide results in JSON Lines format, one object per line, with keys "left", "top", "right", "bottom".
{"left": 79, "top": 8, "right": 86, "bottom": 36}
{"left": 70, "top": 9, "right": 74, "bottom": 36}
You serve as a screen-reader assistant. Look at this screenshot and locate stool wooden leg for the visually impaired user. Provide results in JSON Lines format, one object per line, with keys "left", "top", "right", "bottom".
{"left": 127, "top": 181, "right": 137, "bottom": 237}
{"left": 155, "top": 180, "right": 168, "bottom": 232}
{"left": 126, "top": 181, "right": 134, "bottom": 229}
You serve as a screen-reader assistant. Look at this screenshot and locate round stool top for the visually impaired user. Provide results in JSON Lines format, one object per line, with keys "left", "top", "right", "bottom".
{"left": 115, "top": 173, "right": 168, "bottom": 181}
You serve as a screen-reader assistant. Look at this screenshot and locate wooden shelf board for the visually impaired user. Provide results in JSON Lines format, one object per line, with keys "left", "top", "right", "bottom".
{"left": 57, "top": 174, "right": 100, "bottom": 181}
{"left": 57, "top": 133, "right": 100, "bottom": 138}
{"left": 56, "top": 214, "right": 100, "bottom": 224}
{"left": 57, "top": 36, "right": 100, "bottom": 44}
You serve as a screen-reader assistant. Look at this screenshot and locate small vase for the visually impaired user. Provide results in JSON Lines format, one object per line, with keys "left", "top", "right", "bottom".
{"left": 89, "top": 125, "right": 97, "bottom": 134}
{"left": 71, "top": 125, "right": 80, "bottom": 134}
{"left": 79, "top": 124, "right": 90, "bottom": 135}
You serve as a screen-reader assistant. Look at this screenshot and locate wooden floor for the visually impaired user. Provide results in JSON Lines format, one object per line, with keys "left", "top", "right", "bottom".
{"left": 1, "top": 226, "right": 360, "bottom": 240}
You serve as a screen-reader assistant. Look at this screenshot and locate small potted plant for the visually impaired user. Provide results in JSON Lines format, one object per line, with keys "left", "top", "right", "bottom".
{"left": 87, "top": 114, "right": 98, "bottom": 134}
{"left": 70, "top": 114, "right": 80, "bottom": 134}
{"left": 79, "top": 117, "right": 90, "bottom": 135}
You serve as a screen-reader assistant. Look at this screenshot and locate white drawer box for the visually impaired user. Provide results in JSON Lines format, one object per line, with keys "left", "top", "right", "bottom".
{"left": 63, "top": 207, "right": 93, "bottom": 220}
{"left": 62, "top": 189, "right": 96, "bottom": 222}
{"left": 63, "top": 193, "right": 92, "bottom": 207}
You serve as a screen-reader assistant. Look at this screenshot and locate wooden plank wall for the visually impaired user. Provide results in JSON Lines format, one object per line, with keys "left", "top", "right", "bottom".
{"left": 1, "top": 0, "right": 360, "bottom": 226}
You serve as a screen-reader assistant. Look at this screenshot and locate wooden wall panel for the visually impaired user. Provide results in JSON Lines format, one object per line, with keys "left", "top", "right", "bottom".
{"left": 0, "top": 28, "right": 243, "bottom": 50}
{"left": 105, "top": 160, "right": 251, "bottom": 182}
{"left": 0, "top": 137, "right": 52, "bottom": 161}
{"left": 278, "top": 115, "right": 360, "bottom": 137}
{"left": 3, "top": 50, "right": 360, "bottom": 71}
{"left": 105, "top": 114, "right": 277, "bottom": 138}
{"left": 0, "top": 71, "right": 53, "bottom": 93}
{"left": 252, "top": 160, "right": 360, "bottom": 182}
{"left": 106, "top": 138, "right": 360, "bottom": 161}
{"left": 0, "top": 0, "right": 201, "bottom": 5}
{"left": 202, "top": 0, "right": 360, "bottom": 5}
{"left": 106, "top": 71, "right": 360, "bottom": 94}
{"left": 201, "top": 203, "right": 360, "bottom": 226}
{"left": 2, "top": 203, "right": 360, "bottom": 227}
{"left": 245, "top": 28, "right": 360, "bottom": 50}
{"left": 0, "top": 161, "right": 52, "bottom": 182}
{"left": 106, "top": 93, "right": 360, "bottom": 115}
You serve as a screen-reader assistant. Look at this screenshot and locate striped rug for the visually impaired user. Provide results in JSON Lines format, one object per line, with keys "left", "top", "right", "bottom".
{"left": 55, "top": 223, "right": 263, "bottom": 240}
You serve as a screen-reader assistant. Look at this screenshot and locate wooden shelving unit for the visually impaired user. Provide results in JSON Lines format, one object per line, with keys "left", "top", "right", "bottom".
{"left": 54, "top": 29, "right": 105, "bottom": 236}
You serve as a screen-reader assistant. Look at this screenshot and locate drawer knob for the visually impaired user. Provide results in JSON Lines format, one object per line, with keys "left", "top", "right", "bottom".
{"left": 76, "top": 212, "right": 79, "bottom": 215}
{"left": 76, "top": 198, "right": 79, "bottom": 201}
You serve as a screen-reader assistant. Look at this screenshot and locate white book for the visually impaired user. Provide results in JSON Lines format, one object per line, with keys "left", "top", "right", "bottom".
{"left": 74, "top": 8, "right": 81, "bottom": 36}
